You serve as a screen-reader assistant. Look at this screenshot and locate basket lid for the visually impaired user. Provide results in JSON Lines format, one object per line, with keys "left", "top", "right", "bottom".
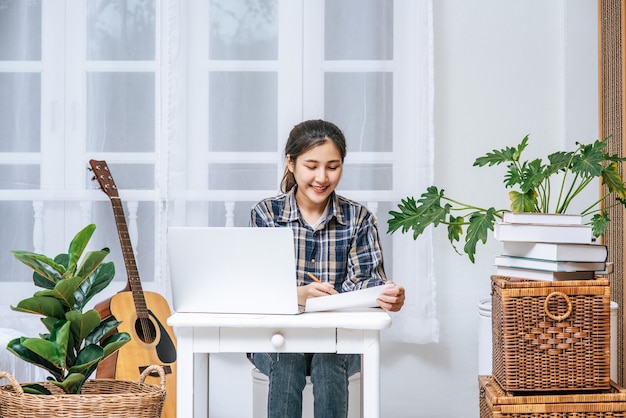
{"left": 491, "top": 275, "right": 609, "bottom": 289}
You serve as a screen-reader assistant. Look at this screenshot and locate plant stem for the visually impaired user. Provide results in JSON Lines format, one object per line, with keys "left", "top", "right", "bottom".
{"left": 441, "top": 196, "right": 495, "bottom": 213}
{"left": 580, "top": 191, "right": 609, "bottom": 216}
{"left": 559, "top": 174, "right": 591, "bottom": 213}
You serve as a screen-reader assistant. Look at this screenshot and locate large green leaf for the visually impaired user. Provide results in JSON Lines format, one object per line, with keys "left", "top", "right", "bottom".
{"left": 33, "top": 275, "right": 85, "bottom": 309}
{"left": 517, "top": 159, "right": 546, "bottom": 193}
{"left": 86, "top": 315, "right": 123, "bottom": 345}
{"left": 546, "top": 150, "right": 574, "bottom": 175}
{"left": 509, "top": 189, "right": 538, "bottom": 212}
{"left": 49, "top": 373, "right": 87, "bottom": 394}
{"left": 66, "top": 224, "right": 96, "bottom": 275}
{"left": 18, "top": 338, "right": 61, "bottom": 369}
{"left": 32, "top": 254, "right": 70, "bottom": 289}
{"left": 473, "top": 135, "right": 528, "bottom": 166}
{"left": 446, "top": 215, "right": 464, "bottom": 244}
{"left": 591, "top": 212, "right": 611, "bottom": 237}
{"left": 19, "top": 320, "right": 71, "bottom": 369}
{"left": 66, "top": 309, "right": 101, "bottom": 346}
{"left": 22, "top": 383, "right": 52, "bottom": 395}
{"left": 6, "top": 337, "right": 63, "bottom": 380}
{"left": 74, "top": 248, "right": 110, "bottom": 284}
{"left": 387, "top": 187, "right": 451, "bottom": 238}
{"left": 11, "top": 251, "right": 65, "bottom": 288}
{"left": 602, "top": 162, "right": 626, "bottom": 199}
{"left": 74, "top": 262, "right": 115, "bottom": 310}
{"left": 41, "top": 316, "right": 58, "bottom": 333}
{"left": 11, "top": 296, "right": 66, "bottom": 318}
{"left": 101, "top": 332, "right": 131, "bottom": 359}
{"left": 571, "top": 141, "right": 605, "bottom": 178}
{"left": 69, "top": 344, "right": 104, "bottom": 375}
{"left": 463, "top": 209, "right": 497, "bottom": 263}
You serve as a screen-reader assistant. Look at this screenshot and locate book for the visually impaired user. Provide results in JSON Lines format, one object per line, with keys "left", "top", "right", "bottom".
{"left": 495, "top": 266, "right": 595, "bottom": 282}
{"left": 493, "top": 222, "right": 593, "bottom": 244}
{"left": 501, "top": 212, "right": 583, "bottom": 225}
{"left": 494, "top": 255, "right": 606, "bottom": 272}
{"left": 501, "top": 241, "right": 608, "bottom": 262}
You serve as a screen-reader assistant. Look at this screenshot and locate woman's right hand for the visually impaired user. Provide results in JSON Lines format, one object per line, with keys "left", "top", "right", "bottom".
{"left": 297, "top": 282, "right": 338, "bottom": 306}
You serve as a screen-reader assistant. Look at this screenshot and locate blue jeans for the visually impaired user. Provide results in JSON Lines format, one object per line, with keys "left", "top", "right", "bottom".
{"left": 251, "top": 352, "right": 361, "bottom": 418}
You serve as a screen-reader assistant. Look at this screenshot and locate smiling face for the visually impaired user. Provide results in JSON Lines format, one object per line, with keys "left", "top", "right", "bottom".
{"left": 287, "top": 140, "right": 343, "bottom": 212}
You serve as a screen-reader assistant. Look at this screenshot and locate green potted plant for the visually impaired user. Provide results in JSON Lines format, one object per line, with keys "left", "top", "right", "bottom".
{"left": 387, "top": 135, "right": 626, "bottom": 262}
{"left": 5, "top": 223, "right": 131, "bottom": 395}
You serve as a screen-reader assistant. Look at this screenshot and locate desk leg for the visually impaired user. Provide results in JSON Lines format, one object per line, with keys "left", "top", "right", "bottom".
{"left": 193, "top": 352, "right": 209, "bottom": 418}
{"left": 176, "top": 328, "right": 195, "bottom": 418}
{"left": 361, "top": 330, "right": 381, "bottom": 418}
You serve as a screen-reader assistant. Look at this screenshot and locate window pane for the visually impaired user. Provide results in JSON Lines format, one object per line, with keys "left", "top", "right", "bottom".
{"left": 87, "top": 0, "right": 156, "bottom": 60}
{"left": 208, "top": 163, "right": 276, "bottom": 190}
{"left": 325, "top": 0, "right": 393, "bottom": 60}
{"left": 325, "top": 72, "right": 393, "bottom": 152}
{"left": 87, "top": 72, "right": 155, "bottom": 152}
{"left": 0, "top": 165, "right": 39, "bottom": 189}
{"left": 0, "top": 202, "right": 35, "bottom": 283}
{"left": 209, "top": 0, "right": 278, "bottom": 60}
{"left": 103, "top": 163, "right": 155, "bottom": 189}
{"left": 209, "top": 72, "right": 277, "bottom": 152}
{"left": 340, "top": 164, "right": 392, "bottom": 190}
{"left": 0, "top": 0, "right": 41, "bottom": 60}
{"left": 0, "top": 73, "right": 41, "bottom": 151}
{"left": 207, "top": 200, "right": 257, "bottom": 227}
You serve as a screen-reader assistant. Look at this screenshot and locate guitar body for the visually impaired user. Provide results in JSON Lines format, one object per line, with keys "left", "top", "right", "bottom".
{"left": 96, "top": 292, "right": 177, "bottom": 418}
{"left": 89, "top": 159, "right": 177, "bottom": 418}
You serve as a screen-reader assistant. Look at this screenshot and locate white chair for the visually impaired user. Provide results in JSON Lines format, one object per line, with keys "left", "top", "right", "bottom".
{"left": 251, "top": 368, "right": 361, "bottom": 418}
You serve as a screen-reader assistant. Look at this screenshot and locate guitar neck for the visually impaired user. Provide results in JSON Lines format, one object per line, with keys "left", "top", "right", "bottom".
{"left": 111, "top": 197, "right": 149, "bottom": 317}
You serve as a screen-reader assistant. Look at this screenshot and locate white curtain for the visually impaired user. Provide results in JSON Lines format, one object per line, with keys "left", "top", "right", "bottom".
{"left": 163, "top": 0, "right": 437, "bottom": 344}
{"left": 0, "top": 0, "right": 437, "bottom": 346}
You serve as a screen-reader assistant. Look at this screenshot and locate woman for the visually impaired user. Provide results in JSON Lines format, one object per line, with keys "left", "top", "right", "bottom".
{"left": 249, "top": 119, "right": 405, "bottom": 418}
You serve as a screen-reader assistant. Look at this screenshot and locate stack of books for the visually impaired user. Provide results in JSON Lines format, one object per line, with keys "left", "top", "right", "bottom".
{"left": 493, "top": 212, "right": 609, "bottom": 281}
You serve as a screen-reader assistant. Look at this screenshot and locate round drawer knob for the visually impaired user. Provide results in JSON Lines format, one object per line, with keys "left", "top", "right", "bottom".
{"left": 271, "top": 333, "right": 285, "bottom": 347}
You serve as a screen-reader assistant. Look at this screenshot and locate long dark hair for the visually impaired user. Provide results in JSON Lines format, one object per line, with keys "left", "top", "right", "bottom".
{"left": 280, "top": 119, "right": 347, "bottom": 193}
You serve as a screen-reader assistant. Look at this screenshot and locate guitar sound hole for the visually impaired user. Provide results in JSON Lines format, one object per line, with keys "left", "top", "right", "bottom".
{"left": 134, "top": 317, "right": 157, "bottom": 344}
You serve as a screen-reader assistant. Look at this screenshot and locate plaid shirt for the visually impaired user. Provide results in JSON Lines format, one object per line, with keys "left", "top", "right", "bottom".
{"left": 249, "top": 187, "right": 387, "bottom": 292}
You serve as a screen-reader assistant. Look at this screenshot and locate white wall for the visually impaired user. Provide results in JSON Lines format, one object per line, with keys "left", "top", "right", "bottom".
{"left": 379, "top": 1, "right": 597, "bottom": 417}
{"left": 206, "top": 1, "right": 600, "bottom": 417}
{"left": 379, "top": 1, "right": 598, "bottom": 417}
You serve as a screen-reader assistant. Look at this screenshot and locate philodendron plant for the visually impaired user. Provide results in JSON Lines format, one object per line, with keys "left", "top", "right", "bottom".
{"left": 6, "top": 223, "right": 130, "bottom": 395}
{"left": 387, "top": 135, "right": 626, "bottom": 263}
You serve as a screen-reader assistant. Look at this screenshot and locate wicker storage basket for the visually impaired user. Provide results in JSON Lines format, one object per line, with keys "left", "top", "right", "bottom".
{"left": 479, "top": 375, "right": 626, "bottom": 418}
{"left": 0, "top": 365, "right": 166, "bottom": 418}
{"left": 491, "top": 275, "right": 611, "bottom": 392}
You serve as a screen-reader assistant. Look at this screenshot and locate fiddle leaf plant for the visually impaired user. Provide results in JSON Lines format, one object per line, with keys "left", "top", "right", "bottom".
{"left": 6, "top": 223, "right": 131, "bottom": 395}
{"left": 387, "top": 135, "right": 626, "bottom": 263}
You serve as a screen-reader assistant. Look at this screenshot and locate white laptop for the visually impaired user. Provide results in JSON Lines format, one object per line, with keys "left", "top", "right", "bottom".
{"left": 167, "top": 227, "right": 302, "bottom": 314}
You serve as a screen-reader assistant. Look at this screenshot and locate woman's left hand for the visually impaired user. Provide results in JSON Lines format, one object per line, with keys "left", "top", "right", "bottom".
{"left": 376, "top": 282, "right": 405, "bottom": 312}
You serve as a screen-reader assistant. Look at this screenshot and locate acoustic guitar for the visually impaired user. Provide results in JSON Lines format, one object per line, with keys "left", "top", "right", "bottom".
{"left": 90, "top": 159, "right": 177, "bottom": 418}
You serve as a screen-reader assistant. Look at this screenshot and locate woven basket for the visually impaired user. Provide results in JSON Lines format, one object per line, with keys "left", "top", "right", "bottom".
{"left": 491, "top": 275, "right": 611, "bottom": 392}
{"left": 0, "top": 365, "right": 166, "bottom": 418}
{"left": 479, "top": 375, "right": 626, "bottom": 417}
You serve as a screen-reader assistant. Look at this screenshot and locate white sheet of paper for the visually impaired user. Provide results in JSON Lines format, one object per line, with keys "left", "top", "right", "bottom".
{"left": 304, "top": 283, "right": 393, "bottom": 312}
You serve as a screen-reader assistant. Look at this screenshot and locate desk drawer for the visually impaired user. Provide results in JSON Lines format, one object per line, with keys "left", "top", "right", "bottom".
{"left": 219, "top": 327, "right": 337, "bottom": 352}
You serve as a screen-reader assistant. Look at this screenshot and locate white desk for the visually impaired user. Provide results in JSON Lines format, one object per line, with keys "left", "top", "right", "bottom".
{"left": 167, "top": 309, "right": 392, "bottom": 418}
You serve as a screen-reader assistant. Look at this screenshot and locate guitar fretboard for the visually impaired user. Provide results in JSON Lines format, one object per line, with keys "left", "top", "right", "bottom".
{"left": 111, "top": 196, "right": 149, "bottom": 318}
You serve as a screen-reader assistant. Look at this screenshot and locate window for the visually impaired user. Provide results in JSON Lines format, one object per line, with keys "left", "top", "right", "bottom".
{"left": 0, "top": 0, "right": 435, "bottom": 343}
{"left": 0, "top": 0, "right": 161, "bottom": 307}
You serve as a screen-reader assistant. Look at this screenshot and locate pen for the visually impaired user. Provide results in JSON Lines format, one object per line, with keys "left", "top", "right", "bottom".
{"left": 307, "top": 272, "right": 321, "bottom": 283}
